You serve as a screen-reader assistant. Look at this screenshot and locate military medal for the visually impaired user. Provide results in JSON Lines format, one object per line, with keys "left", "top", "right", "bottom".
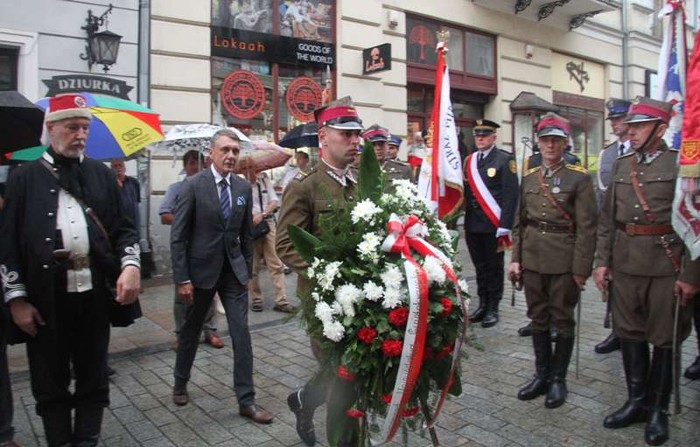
{"left": 551, "top": 177, "right": 561, "bottom": 193}
{"left": 552, "top": 187, "right": 561, "bottom": 194}
{"left": 487, "top": 168, "right": 496, "bottom": 177}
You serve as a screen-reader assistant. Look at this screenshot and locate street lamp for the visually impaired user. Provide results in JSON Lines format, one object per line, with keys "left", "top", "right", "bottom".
{"left": 79, "top": 3, "right": 122, "bottom": 73}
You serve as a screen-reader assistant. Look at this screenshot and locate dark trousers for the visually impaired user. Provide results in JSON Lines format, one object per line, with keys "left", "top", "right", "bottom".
{"left": 465, "top": 232, "right": 504, "bottom": 304}
{"left": 0, "top": 326, "right": 14, "bottom": 443}
{"left": 26, "top": 288, "right": 110, "bottom": 416}
{"left": 523, "top": 270, "right": 579, "bottom": 338}
{"left": 174, "top": 262, "right": 255, "bottom": 406}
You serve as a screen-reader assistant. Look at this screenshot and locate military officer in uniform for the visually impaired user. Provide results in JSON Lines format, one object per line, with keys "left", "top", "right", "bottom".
{"left": 594, "top": 97, "right": 700, "bottom": 446}
{"left": 593, "top": 98, "right": 631, "bottom": 355}
{"left": 508, "top": 112, "right": 597, "bottom": 409}
{"left": 387, "top": 134, "right": 402, "bottom": 161}
{"left": 362, "top": 125, "right": 414, "bottom": 186}
{"left": 276, "top": 97, "right": 363, "bottom": 447}
{"left": 463, "top": 119, "right": 519, "bottom": 328}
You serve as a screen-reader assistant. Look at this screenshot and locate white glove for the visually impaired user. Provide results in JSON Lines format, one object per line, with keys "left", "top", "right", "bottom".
{"left": 495, "top": 227, "right": 512, "bottom": 238}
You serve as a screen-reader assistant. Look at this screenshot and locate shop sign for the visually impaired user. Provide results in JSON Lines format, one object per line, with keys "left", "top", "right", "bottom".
{"left": 552, "top": 53, "right": 604, "bottom": 99}
{"left": 362, "top": 44, "right": 391, "bottom": 75}
{"left": 220, "top": 70, "right": 266, "bottom": 120}
{"left": 286, "top": 77, "right": 323, "bottom": 122}
{"left": 211, "top": 27, "right": 334, "bottom": 67}
{"left": 43, "top": 75, "right": 133, "bottom": 99}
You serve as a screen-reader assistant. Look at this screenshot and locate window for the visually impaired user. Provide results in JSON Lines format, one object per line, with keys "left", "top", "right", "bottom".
{"left": 466, "top": 32, "right": 494, "bottom": 77}
{"left": 0, "top": 47, "right": 18, "bottom": 91}
{"left": 556, "top": 106, "right": 604, "bottom": 172}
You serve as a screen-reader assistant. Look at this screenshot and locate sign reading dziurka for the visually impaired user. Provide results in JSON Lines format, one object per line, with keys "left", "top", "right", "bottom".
{"left": 211, "top": 27, "right": 335, "bottom": 67}
{"left": 362, "top": 43, "right": 392, "bottom": 75}
{"left": 43, "top": 75, "right": 133, "bottom": 99}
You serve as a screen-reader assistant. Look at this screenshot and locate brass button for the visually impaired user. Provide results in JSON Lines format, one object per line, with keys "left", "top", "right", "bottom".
{"left": 634, "top": 204, "right": 640, "bottom": 208}
{"left": 542, "top": 203, "right": 547, "bottom": 207}
{"left": 48, "top": 212, "right": 54, "bottom": 217}
{"left": 633, "top": 216, "right": 639, "bottom": 221}
{"left": 541, "top": 212, "right": 546, "bottom": 217}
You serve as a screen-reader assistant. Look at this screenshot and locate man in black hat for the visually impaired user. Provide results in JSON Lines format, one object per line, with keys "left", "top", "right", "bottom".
{"left": 463, "top": 119, "right": 518, "bottom": 328}
{"left": 592, "top": 98, "right": 631, "bottom": 355}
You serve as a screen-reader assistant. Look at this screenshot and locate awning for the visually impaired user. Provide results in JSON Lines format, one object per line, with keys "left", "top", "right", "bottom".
{"left": 473, "top": 0, "right": 618, "bottom": 30}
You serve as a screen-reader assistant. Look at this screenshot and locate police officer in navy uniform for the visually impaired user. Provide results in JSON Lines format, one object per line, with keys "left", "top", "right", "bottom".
{"left": 463, "top": 119, "right": 519, "bottom": 327}
{"left": 593, "top": 98, "right": 631, "bottom": 355}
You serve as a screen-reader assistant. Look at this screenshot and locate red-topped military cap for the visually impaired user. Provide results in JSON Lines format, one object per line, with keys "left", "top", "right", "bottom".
{"left": 536, "top": 112, "right": 570, "bottom": 138}
{"left": 362, "top": 124, "right": 389, "bottom": 143}
{"left": 45, "top": 93, "right": 92, "bottom": 123}
{"left": 314, "top": 96, "right": 363, "bottom": 130}
{"left": 624, "top": 96, "right": 672, "bottom": 124}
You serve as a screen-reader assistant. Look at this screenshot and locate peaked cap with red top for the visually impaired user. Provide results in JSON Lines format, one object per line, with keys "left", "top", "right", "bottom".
{"left": 536, "top": 112, "right": 570, "bottom": 138}
{"left": 623, "top": 96, "right": 672, "bottom": 124}
{"left": 314, "top": 96, "right": 363, "bottom": 130}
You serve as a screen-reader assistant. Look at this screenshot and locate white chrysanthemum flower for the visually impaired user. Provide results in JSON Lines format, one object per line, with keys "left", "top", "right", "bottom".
{"left": 351, "top": 199, "right": 382, "bottom": 224}
{"left": 382, "top": 287, "right": 404, "bottom": 309}
{"left": 357, "top": 232, "right": 382, "bottom": 263}
{"left": 315, "top": 301, "right": 335, "bottom": 325}
{"left": 307, "top": 257, "right": 323, "bottom": 278}
{"left": 318, "top": 261, "right": 342, "bottom": 291}
{"left": 311, "top": 292, "right": 322, "bottom": 302}
{"left": 331, "top": 301, "right": 343, "bottom": 315}
{"left": 458, "top": 278, "right": 469, "bottom": 294}
{"left": 422, "top": 255, "right": 447, "bottom": 285}
{"left": 322, "top": 320, "right": 345, "bottom": 342}
{"left": 392, "top": 179, "right": 418, "bottom": 202}
{"left": 381, "top": 264, "right": 404, "bottom": 288}
{"left": 335, "top": 284, "right": 363, "bottom": 317}
{"left": 363, "top": 281, "right": 384, "bottom": 301}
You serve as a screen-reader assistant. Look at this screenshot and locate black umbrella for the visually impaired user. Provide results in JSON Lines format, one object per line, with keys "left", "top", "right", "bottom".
{"left": 278, "top": 122, "right": 319, "bottom": 149}
{"left": 0, "top": 91, "right": 45, "bottom": 153}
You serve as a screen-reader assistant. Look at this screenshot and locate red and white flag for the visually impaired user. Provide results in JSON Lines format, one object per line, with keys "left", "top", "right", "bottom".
{"left": 417, "top": 42, "right": 464, "bottom": 220}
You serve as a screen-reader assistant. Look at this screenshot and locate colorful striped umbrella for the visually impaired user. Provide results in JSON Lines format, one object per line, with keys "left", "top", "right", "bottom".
{"left": 35, "top": 93, "right": 163, "bottom": 160}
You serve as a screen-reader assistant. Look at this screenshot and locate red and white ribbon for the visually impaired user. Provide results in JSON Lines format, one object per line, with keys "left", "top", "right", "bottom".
{"left": 466, "top": 153, "right": 512, "bottom": 251}
{"left": 372, "top": 213, "right": 469, "bottom": 445}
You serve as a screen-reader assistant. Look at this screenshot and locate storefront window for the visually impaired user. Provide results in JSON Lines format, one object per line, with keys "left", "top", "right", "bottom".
{"left": 556, "top": 105, "right": 604, "bottom": 172}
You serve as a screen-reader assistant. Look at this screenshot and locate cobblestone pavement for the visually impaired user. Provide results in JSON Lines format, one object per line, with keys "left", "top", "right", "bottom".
{"left": 7, "top": 239, "right": 700, "bottom": 446}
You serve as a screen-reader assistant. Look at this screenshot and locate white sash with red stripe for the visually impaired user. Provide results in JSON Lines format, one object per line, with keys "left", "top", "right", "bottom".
{"left": 466, "top": 152, "right": 501, "bottom": 227}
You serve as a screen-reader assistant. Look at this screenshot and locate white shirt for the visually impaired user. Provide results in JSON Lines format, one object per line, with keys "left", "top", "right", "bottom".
{"left": 56, "top": 190, "right": 92, "bottom": 293}
{"left": 252, "top": 174, "right": 278, "bottom": 215}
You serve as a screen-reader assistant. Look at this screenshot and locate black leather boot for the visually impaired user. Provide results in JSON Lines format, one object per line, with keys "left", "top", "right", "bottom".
{"left": 287, "top": 389, "right": 316, "bottom": 446}
{"left": 545, "top": 336, "right": 574, "bottom": 409}
{"left": 595, "top": 331, "right": 621, "bottom": 354}
{"left": 518, "top": 331, "right": 552, "bottom": 400}
{"left": 645, "top": 347, "right": 672, "bottom": 446}
{"left": 41, "top": 407, "right": 72, "bottom": 447}
{"left": 469, "top": 297, "right": 487, "bottom": 323}
{"left": 684, "top": 356, "right": 700, "bottom": 380}
{"left": 481, "top": 297, "right": 499, "bottom": 328}
{"left": 518, "top": 321, "right": 533, "bottom": 337}
{"left": 73, "top": 406, "right": 103, "bottom": 447}
{"left": 604, "top": 340, "right": 649, "bottom": 428}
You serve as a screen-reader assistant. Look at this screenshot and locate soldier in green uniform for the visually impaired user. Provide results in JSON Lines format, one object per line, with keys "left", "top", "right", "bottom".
{"left": 594, "top": 97, "right": 700, "bottom": 446}
{"left": 508, "top": 112, "right": 597, "bottom": 409}
{"left": 362, "top": 125, "right": 414, "bottom": 186}
{"left": 276, "top": 97, "right": 363, "bottom": 447}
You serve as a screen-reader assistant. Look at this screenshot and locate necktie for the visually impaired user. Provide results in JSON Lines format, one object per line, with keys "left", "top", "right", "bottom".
{"left": 618, "top": 142, "right": 626, "bottom": 157}
{"left": 219, "top": 179, "right": 231, "bottom": 221}
{"left": 478, "top": 152, "right": 484, "bottom": 163}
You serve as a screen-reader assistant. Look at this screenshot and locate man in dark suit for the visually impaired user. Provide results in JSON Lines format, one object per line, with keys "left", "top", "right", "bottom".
{"left": 463, "top": 119, "right": 519, "bottom": 327}
{"left": 170, "top": 129, "right": 272, "bottom": 424}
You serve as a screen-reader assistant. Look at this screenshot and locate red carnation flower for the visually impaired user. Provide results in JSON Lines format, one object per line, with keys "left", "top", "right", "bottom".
{"left": 388, "top": 307, "right": 409, "bottom": 327}
{"left": 357, "top": 327, "right": 377, "bottom": 345}
{"left": 382, "top": 339, "right": 403, "bottom": 357}
{"left": 436, "top": 344, "right": 454, "bottom": 361}
{"left": 346, "top": 408, "right": 365, "bottom": 418}
{"left": 438, "top": 297, "right": 453, "bottom": 317}
{"left": 336, "top": 365, "right": 356, "bottom": 381}
{"left": 403, "top": 405, "right": 420, "bottom": 417}
{"left": 382, "top": 393, "right": 392, "bottom": 404}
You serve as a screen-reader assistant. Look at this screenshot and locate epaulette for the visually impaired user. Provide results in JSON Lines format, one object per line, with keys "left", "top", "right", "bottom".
{"left": 565, "top": 164, "right": 588, "bottom": 174}
{"left": 390, "top": 159, "right": 409, "bottom": 166}
{"left": 617, "top": 151, "right": 635, "bottom": 159}
{"left": 524, "top": 166, "right": 539, "bottom": 176}
{"left": 294, "top": 169, "right": 313, "bottom": 182}
{"left": 669, "top": 147, "right": 679, "bottom": 152}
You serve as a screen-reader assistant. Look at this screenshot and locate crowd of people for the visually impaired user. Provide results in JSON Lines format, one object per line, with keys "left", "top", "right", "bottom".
{"left": 0, "top": 91, "right": 699, "bottom": 447}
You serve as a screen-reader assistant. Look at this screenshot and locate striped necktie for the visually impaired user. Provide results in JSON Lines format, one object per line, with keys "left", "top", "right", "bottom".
{"left": 219, "top": 179, "right": 231, "bottom": 221}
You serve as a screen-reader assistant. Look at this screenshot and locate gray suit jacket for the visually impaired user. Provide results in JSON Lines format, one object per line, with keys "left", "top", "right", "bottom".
{"left": 171, "top": 168, "right": 253, "bottom": 289}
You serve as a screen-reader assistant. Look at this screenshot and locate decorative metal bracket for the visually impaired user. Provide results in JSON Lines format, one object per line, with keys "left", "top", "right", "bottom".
{"left": 78, "top": 3, "right": 114, "bottom": 70}
{"left": 515, "top": 0, "right": 532, "bottom": 14}
{"left": 570, "top": 10, "right": 605, "bottom": 30}
{"left": 538, "top": 0, "right": 572, "bottom": 21}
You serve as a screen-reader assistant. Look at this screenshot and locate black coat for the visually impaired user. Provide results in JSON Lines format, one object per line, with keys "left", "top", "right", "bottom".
{"left": 0, "top": 152, "right": 139, "bottom": 342}
{"left": 463, "top": 148, "right": 519, "bottom": 234}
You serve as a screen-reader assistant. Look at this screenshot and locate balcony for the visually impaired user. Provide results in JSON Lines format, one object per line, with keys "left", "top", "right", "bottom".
{"left": 472, "top": 0, "right": 619, "bottom": 30}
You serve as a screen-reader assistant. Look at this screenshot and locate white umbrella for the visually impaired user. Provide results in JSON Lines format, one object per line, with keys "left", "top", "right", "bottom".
{"left": 154, "top": 123, "right": 252, "bottom": 153}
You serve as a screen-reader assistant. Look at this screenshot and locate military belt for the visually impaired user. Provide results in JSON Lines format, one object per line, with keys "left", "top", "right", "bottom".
{"left": 53, "top": 250, "right": 90, "bottom": 270}
{"left": 615, "top": 222, "right": 674, "bottom": 236}
{"left": 525, "top": 219, "right": 574, "bottom": 233}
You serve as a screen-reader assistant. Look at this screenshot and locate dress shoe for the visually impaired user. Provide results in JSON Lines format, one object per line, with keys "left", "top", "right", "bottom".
{"left": 204, "top": 333, "right": 225, "bottom": 349}
{"left": 684, "top": 356, "right": 700, "bottom": 380}
{"left": 239, "top": 404, "right": 273, "bottom": 424}
{"left": 481, "top": 311, "right": 499, "bottom": 328}
{"left": 288, "top": 391, "right": 316, "bottom": 446}
{"left": 274, "top": 302, "right": 296, "bottom": 313}
{"left": 594, "top": 332, "right": 621, "bottom": 354}
{"left": 469, "top": 306, "right": 486, "bottom": 323}
{"left": 252, "top": 301, "right": 264, "bottom": 312}
{"left": 284, "top": 267, "right": 292, "bottom": 275}
{"left": 518, "top": 322, "right": 533, "bottom": 337}
{"left": 172, "top": 386, "right": 189, "bottom": 406}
